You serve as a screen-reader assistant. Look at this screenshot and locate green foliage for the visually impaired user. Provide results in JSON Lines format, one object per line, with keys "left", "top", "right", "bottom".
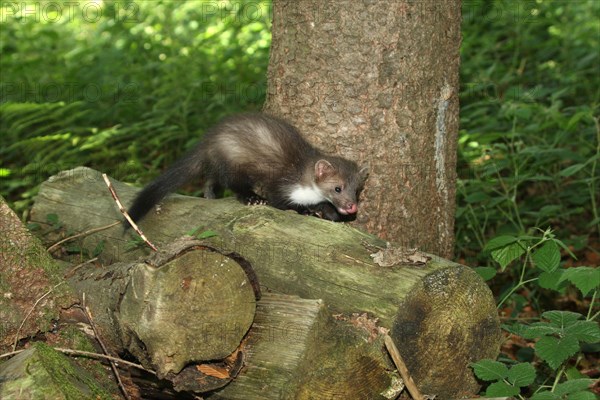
{"left": 457, "top": 0, "right": 600, "bottom": 262}
{"left": 483, "top": 228, "right": 593, "bottom": 309}
{"left": 472, "top": 359, "right": 535, "bottom": 396}
{"left": 560, "top": 267, "right": 599, "bottom": 297}
{"left": 530, "top": 379, "right": 597, "bottom": 400}
{"left": 461, "top": 4, "right": 598, "bottom": 394}
{"left": 475, "top": 266, "right": 497, "bottom": 281}
{"left": 1, "top": 0, "right": 271, "bottom": 214}
{"left": 474, "top": 230, "right": 599, "bottom": 397}
{"left": 521, "top": 310, "right": 600, "bottom": 370}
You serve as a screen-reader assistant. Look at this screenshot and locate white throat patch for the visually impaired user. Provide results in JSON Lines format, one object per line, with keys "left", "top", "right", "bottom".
{"left": 288, "top": 184, "right": 327, "bottom": 206}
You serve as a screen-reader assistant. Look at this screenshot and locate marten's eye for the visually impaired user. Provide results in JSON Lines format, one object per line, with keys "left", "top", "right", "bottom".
{"left": 335, "top": 186, "right": 342, "bottom": 193}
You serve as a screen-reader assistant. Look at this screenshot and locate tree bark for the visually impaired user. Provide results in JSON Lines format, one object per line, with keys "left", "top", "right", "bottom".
{"left": 30, "top": 167, "right": 500, "bottom": 397}
{"left": 0, "top": 195, "right": 75, "bottom": 353}
{"left": 264, "top": 0, "right": 461, "bottom": 258}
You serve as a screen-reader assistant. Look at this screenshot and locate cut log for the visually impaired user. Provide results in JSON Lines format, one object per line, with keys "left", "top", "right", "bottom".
{"left": 209, "top": 293, "right": 403, "bottom": 399}
{"left": 67, "top": 238, "right": 257, "bottom": 378}
{"left": 30, "top": 167, "right": 501, "bottom": 397}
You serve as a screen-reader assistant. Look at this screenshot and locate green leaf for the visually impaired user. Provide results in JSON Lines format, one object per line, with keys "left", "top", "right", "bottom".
{"left": 471, "top": 359, "right": 508, "bottom": 381}
{"left": 196, "top": 230, "right": 218, "bottom": 239}
{"left": 27, "top": 222, "right": 41, "bottom": 231}
{"left": 535, "top": 335, "right": 580, "bottom": 370}
{"left": 92, "top": 240, "right": 105, "bottom": 258}
{"left": 538, "top": 205, "right": 563, "bottom": 217}
{"left": 559, "top": 163, "right": 586, "bottom": 177}
{"left": 554, "top": 378, "right": 595, "bottom": 395}
{"left": 465, "top": 191, "right": 490, "bottom": 203}
{"left": 530, "top": 391, "right": 560, "bottom": 400}
{"left": 541, "top": 310, "right": 583, "bottom": 327}
{"left": 532, "top": 240, "right": 561, "bottom": 272}
{"left": 565, "top": 366, "right": 587, "bottom": 380}
{"left": 491, "top": 242, "right": 526, "bottom": 270}
{"left": 474, "top": 266, "right": 497, "bottom": 281}
{"left": 560, "top": 267, "right": 600, "bottom": 297}
{"left": 185, "top": 228, "right": 218, "bottom": 239}
{"left": 502, "top": 323, "right": 529, "bottom": 337}
{"left": 521, "top": 323, "right": 561, "bottom": 339}
{"left": 538, "top": 269, "right": 566, "bottom": 291}
{"left": 506, "top": 362, "right": 536, "bottom": 387}
{"left": 564, "top": 321, "right": 600, "bottom": 343}
{"left": 485, "top": 381, "right": 520, "bottom": 396}
{"left": 553, "top": 238, "right": 577, "bottom": 259}
{"left": 484, "top": 235, "right": 519, "bottom": 251}
{"left": 46, "top": 213, "right": 59, "bottom": 225}
{"left": 567, "top": 392, "right": 597, "bottom": 400}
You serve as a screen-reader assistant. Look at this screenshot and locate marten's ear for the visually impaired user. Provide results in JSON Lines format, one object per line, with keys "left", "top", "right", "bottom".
{"left": 315, "top": 159, "right": 335, "bottom": 179}
{"left": 359, "top": 165, "right": 369, "bottom": 183}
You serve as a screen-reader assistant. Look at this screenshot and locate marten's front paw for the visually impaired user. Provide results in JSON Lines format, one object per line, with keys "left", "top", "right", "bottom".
{"left": 245, "top": 195, "right": 269, "bottom": 206}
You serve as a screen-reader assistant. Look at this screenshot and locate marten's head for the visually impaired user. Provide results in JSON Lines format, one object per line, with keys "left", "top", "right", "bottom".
{"left": 314, "top": 158, "right": 368, "bottom": 216}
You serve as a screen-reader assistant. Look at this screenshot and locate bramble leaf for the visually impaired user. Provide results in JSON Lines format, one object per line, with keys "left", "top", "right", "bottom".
{"left": 521, "top": 323, "right": 560, "bottom": 339}
{"left": 486, "top": 381, "right": 520, "bottom": 396}
{"left": 506, "top": 362, "right": 535, "bottom": 387}
{"left": 560, "top": 267, "right": 600, "bottom": 297}
{"left": 554, "top": 378, "right": 596, "bottom": 395}
{"left": 502, "top": 323, "right": 529, "bottom": 337}
{"left": 485, "top": 235, "right": 519, "bottom": 251}
{"left": 535, "top": 335, "right": 579, "bottom": 370}
{"left": 564, "top": 391, "right": 597, "bottom": 400}
{"left": 491, "top": 242, "right": 526, "bottom": 270}
{"left": 564, "top": 321, "right": 600, "bottom": 343}
{"left": 530, "top": 391, "right": 560, "bottom": 400}
{"left": 532, "top": 240, "right": 561, "bottom": 272}
{"left": 538, "top": 269, "right": 565, "bottom": 291}
{"left": 541, "top": 310, "right": 583, "bottom": 327}
{"left": 474, "top": 266, "right": 497, "bottom": 281}
{"left": 471, "top": 359, "right": 508, "bottom": 381}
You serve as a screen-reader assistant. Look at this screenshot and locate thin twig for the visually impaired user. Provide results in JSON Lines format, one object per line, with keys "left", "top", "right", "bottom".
{"left": 13, "top": 281, "right": 65, "bottom": 352}
{"left": 341, "top": 253, "right": 373, "bottom": 266}
{"left": 0, "top": 348, "right": 155, "bottom": 374}
{"left": 102, "top": 173, "right": 158, "bottom": 252}
{"left": 0, "top": 350, "right": 25, "bottom": 360}
{"left": 384, "top": 334, "right": 425, "bottom": 400}
{"left": 63, "top": 257, "right": 99, "bottom": 279}
{"left": 47, "top": 221, "right": 121, "bottom": 254}
{"left": 84, "top": 304, "right": 131, "bottom": 400}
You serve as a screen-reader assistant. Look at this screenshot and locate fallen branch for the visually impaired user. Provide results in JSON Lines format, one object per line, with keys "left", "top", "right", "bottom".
{"left": 102, "top": 173, "right": 158, "bottom": 251}
{"left": 385, "top": 334, "right": 424, "bottom": 400}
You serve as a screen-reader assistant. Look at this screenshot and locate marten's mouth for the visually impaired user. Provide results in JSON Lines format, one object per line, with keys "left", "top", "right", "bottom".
{"left": 337, "top": 204, "right": 358, "bottom": 215}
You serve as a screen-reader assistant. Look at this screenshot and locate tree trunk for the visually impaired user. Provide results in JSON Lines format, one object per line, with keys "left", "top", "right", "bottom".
{"left": 264, "top": 0, "right": 461, "bottom": 258}
{"left": 29, "top": 167, "right": 500, "bottom": 397}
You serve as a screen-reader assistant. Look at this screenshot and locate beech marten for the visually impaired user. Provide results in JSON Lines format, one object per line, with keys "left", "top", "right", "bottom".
{"left": 127, "top": 114, "right": 367, "bottom": 223}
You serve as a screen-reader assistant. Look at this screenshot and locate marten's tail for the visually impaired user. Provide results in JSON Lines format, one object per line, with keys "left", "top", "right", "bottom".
{"left": 125, "top": 149, "right": 204, "bottom": 227}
